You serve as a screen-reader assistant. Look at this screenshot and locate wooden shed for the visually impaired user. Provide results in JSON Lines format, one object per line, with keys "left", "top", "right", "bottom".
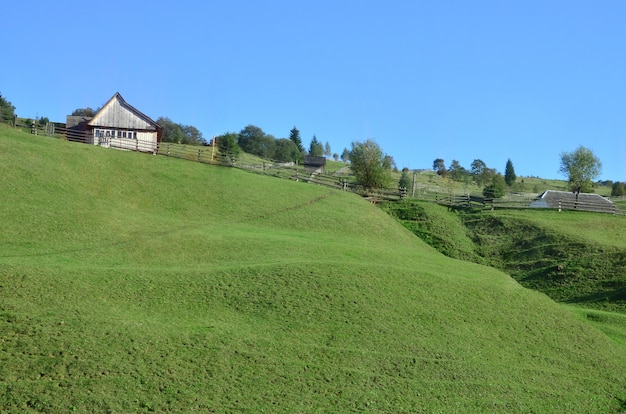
{"left": 70, "top": 92, "right": 161, "bottom": 153}
{"left": 303, "top": 156, "right": 326, "bottom": 172}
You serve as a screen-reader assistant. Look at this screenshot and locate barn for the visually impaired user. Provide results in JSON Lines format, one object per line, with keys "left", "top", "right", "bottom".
{"left": 66, "top": 92, "right": 161, "bottom": 153}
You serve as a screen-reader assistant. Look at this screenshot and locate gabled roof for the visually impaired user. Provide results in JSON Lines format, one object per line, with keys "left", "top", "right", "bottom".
{"left": 530, "top": 190, "right": 615, "bottom": 212}
{"left": 88, "top": 92, "right": 159, "bottom": 131}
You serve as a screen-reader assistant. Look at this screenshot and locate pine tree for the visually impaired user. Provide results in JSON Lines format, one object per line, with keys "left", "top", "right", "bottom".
{"left": 289, "top": 127, "right": 304, "bottom": 153}
{"left": 504, "top": 159, "right": 516, "bottom": 187}
{"left": 309, "top": 135, "right": 324, "bottom": 157}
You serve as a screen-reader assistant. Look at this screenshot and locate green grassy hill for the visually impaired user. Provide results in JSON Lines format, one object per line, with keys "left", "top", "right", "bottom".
{"left": 1, "top": 126, "right": 626, "bottom": 412}
{"left": 383, "top": 200, "right": 626, "bottom": 313}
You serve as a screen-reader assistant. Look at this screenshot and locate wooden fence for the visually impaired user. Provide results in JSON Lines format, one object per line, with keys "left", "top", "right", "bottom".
{"left": 5, "top": 123, "right": 623, "bottom": 215}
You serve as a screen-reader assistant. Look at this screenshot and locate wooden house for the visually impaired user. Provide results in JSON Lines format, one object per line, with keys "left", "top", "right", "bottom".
{"left": 66, "top": 92, "right": 161, "bottom": 153}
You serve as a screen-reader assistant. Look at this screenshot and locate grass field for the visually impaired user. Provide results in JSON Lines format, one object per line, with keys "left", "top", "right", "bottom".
{"left": 2, "top": 126, "right": 626, "bottom": 412}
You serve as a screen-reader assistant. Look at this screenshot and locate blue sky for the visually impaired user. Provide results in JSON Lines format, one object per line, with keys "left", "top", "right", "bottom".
{"left": 3, "top": 0, "right": 625, "bottom": 181}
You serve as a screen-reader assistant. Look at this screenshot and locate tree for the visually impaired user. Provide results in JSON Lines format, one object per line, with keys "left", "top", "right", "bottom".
{"left": 238, "top": 125, "right": 270, "bottom": 156}
{"left": 216, "top": 132, "right": 241, "bottom": 165}
{"left": 559, "top": 146, "right": 602, "bottom": 193}
{"left": 181, "top": 125, "right": 205, "bottom": 145}
{"left": 289, "top": 126, "right": 304, "bottom": 153}
{"left": 448, "top": 159, "right": 468, "bottom": 182}
{"left": 71, "top": 107, "right": 98, "bottom": 117}
{"left": 470, "top": 159, "right": 488, "bottom": 186}
{"left": 273, "top": 138, "right": 299, "bottom": 162}
{"left": 332, "top": 153, "right": 339, "bottom": 161}
{"left": 483, "top": 173, "right": 507, "bottom": 199}
{"left": 382, "top": 155, "right": 397, "bottom": 172}
{"left": 611, "top": 182, "right": 626, "bottom": 197}
{"left": 340, "top": 148, "right": 350, "bottom": 163}
{"left": 399, "top": 168, "right": 411, "bottom": 190}
{"left": 0, "top": 93, "right": 16, "bottom": 124}
{"left": 156, "top": 117, "right": 205, "bottom": 145}
{"left": 348, "top": 139, "right": 392, "bottom": 189}
{"left": 433, "top": 158, "right": 447, "bottom": 177}
{"left": 156, "top": 117, "right": 185, "bottom": 144}
{"left": 324, "top": 141, "right": 332, "bottom": 157}
{"left": 309, "top": 135, "right": 324, "bottom": 157}
{"left": 504, "top": 159, "right": 516, "bottom": 187}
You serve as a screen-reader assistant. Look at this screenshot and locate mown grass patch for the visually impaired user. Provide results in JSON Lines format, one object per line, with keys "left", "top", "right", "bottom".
{"left": 2, "top": 126, "right": 626, "bottom": 412}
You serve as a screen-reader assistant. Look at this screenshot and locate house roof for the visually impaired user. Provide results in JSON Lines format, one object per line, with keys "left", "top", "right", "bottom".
{"left": 530, "top": 190, "right": 615, "bottom": 212}
{"left": 88, "top": 92, "right": 159, "bottom": 131}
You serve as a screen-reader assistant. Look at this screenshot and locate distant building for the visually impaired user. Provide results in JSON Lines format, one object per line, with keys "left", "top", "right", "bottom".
{"left": 530, "top": 190, "right": 617, "bottom": 214}
{"left": 66, "top": 92, "right": 161, "bottom": 153}
{"left": 303, "top": 156, "right": 326, "bottom": 172}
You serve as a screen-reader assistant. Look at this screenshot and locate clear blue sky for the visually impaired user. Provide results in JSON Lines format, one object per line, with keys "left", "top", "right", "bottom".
{"left": 3, "top": 0, "right": 625, "bottom": 181}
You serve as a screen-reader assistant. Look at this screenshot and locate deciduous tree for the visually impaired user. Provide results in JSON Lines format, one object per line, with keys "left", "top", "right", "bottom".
{"left": 341, "top": 148, "right": 350, "bottom": 163}
{"left": 611, "top": 181, "right": 626, "bottom": 197}
{"left": 237, "top": 125, "right": 265, "bottom": 156}
{"left": 348, "top": 139, "right": 392, "bottom": 189}
{"left": 71, "top": 107, "right": 98, "bottom": 117}
{"left": 157, "top": 117, "right": 185, "bottom": 144}
{"left": 216, "top": 132, "right": 240, "bottom": 165}
{"left": 483, "top": 173, "right": 507, "bottom": 199}
{"left": 324, "top": 141, "right": 332, "bottom": 157}
{"left": 273, "top": 138, "right": 299, "bottom": 163}
{"left": 399, "top": 168, "right": 411, "bottom": 190}
{"left": 447, "top": 159, "right": 468, "bottom": 182}
{"left": 559, "top": 146, "right": 602, "bottom": 193}
{"left": 433, "top": 158, "right": 447, "bottom": 177}
{"left": 0, "top": 93, "right": 16, "bottom": 124}
{"left": 470, "top": 159, "right": 487, "bottom": 186}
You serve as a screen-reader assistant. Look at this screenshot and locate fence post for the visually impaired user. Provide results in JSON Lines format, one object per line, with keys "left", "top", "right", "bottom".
{"left": 197, "top": 149, "right": 201, "bottom": 162}
{"left": 558, "top": 200, "right": 561, "bottom": 212}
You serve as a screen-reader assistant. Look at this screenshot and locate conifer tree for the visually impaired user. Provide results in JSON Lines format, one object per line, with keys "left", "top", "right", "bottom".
{"left": 504, "top": 159, "right": 517, "bottom": 187}
{"left": 289, "top": 126, "right": 304, "bottom": 153}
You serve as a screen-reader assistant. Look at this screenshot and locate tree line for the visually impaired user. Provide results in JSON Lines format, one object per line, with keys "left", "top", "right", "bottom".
{"left": 4, "top": 92, "right": 621, "bottom": 195}
{"left": 430, "top": 157, "right": 517, "bottom": 198}
{"left": 215, "top": 125, "right": 351, "bottom": 165}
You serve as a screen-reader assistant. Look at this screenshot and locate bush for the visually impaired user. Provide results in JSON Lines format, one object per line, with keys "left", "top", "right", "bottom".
{"left": 612, "top": 182, "right": 626, "bottom": 197}
{"left": 483, "top": 174, "right": 507, "bottom": 199}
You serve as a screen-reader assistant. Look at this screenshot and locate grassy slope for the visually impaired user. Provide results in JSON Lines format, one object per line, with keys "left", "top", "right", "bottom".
{"left": 463, "top": 209, "right": 626, "bottom": 309}
{"left": 384, "top": 199, "right": 626, "bottom": 336}
{"left": 1, "top": 127, "right": 626, "bottom": 412}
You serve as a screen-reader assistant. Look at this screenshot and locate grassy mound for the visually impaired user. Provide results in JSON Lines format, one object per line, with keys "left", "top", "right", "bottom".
{"left": 385, "top": 199, "right": 626, "bottom": 312}
{"left": 1, "top": 127, "right": 626, "bottom": 412}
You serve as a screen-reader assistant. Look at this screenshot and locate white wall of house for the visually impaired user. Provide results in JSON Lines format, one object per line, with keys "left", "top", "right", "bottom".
{"left": 93, "top": 129, "right": 158, "bottom": 152}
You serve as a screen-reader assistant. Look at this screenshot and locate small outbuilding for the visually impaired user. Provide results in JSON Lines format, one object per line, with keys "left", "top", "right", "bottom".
{"left": 530, "top": 190, "right": 617, "bottom": 214}
{"left": 66, "top": 92, "right": 161, "bottom": 153}
{"left": 303, "top": 156, "right": 326, "bottom": 173}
